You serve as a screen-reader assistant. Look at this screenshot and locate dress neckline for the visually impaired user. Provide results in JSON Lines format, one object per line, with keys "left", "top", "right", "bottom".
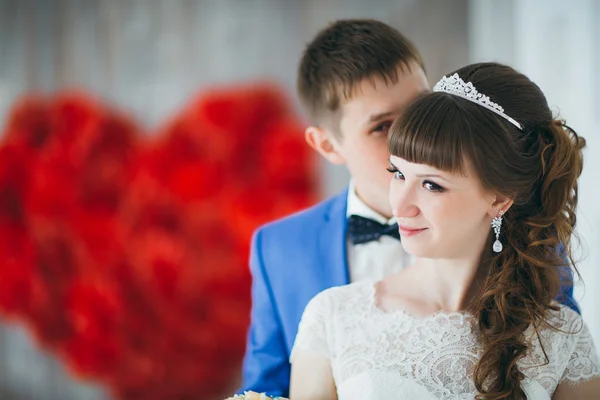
{"left": 365, "top": 281, "right": 474, "bottom": 323}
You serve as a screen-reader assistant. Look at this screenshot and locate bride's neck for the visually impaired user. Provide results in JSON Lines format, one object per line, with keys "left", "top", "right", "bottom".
{"left": 410, "top": 256, "right": 490, "bottom": 313}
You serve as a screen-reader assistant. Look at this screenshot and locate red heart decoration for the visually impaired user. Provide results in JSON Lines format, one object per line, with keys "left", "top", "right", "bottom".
{"left": 0, "top": 84, "right": 317, "bottom": 399}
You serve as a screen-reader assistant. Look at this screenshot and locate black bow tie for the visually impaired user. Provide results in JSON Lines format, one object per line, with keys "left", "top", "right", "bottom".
{"left": 347, "top": 215, "right": 400, "bottom": 245}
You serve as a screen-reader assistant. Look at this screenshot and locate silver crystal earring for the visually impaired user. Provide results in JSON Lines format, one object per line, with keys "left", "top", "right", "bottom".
{"left": 491, "top": 210, "right": 505, "bottom": 253}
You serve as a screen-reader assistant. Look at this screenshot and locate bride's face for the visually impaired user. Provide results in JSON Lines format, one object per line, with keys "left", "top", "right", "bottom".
{"left": 388, "top": 155, "right": 496, "bottom": 260}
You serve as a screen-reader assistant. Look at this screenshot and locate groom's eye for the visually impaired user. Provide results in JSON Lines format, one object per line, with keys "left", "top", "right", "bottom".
{"left": 371, "top": 122, "right": 392, "bottom": 135}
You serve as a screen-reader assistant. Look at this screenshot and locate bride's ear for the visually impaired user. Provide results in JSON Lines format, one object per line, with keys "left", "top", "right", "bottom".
{"left": 488, "top": 193, "right": 513, "bottom": 218}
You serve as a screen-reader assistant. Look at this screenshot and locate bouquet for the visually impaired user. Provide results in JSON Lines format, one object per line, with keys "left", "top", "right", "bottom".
{"left": 225, "top": 391, "right": 289, "bottom": 400}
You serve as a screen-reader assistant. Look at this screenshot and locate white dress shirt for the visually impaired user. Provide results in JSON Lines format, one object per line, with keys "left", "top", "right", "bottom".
{"left": 346, "top": 182, "right": 411, "bottom": 283}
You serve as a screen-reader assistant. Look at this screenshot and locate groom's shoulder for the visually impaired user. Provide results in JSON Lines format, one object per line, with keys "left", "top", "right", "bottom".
{"left": 257, "top": 189, "right": 347, "bottom": 238}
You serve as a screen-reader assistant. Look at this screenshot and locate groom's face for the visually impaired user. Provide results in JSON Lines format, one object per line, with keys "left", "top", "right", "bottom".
{"left": 335, "top": 61, "right": 429, "bottom": 217}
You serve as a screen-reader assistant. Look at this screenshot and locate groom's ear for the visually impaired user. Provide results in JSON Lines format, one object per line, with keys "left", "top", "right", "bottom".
{"left": 305, "top": 125, "right": 346, "bottom": 165}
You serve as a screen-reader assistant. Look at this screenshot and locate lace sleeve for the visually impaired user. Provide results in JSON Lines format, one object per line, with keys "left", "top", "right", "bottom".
{"left": 560, "top": 319, "right": 600, "bottom": 384}
{"left": 290, "top": 290, "right": 333, "bottom": 362}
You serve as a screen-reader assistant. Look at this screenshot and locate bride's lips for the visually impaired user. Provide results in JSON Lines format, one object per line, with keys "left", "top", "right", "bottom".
{"left": 398, "top": 225, "right": 427, "bottom": 237}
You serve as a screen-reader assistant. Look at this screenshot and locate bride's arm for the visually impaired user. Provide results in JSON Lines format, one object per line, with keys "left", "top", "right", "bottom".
{"left": 290, "top": 350, "right": 337, "bottom": 400}
{"left": 289, "top": 290, "right": 337, "bottom": 400}
{"left": 552, "top": 377, "right": 600, "bottom": 400}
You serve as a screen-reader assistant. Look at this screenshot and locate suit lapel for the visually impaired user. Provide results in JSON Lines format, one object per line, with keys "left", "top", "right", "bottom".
{"left": 317, "top": 189, "right": 350, "bottom": 288}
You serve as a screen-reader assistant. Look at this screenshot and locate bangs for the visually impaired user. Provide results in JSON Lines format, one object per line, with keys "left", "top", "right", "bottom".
{"left": 388, "top": 92, "right": 477, "bottom": 175}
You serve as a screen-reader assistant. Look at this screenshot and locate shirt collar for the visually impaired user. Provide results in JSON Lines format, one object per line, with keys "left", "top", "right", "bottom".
{"left": 346, "top": 180, "right": 396, "bottom": 226}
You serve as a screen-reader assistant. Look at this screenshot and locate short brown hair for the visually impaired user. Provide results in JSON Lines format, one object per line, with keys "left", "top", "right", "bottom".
{"left": 297, "top": 19, "right": 425, "bottom": 132}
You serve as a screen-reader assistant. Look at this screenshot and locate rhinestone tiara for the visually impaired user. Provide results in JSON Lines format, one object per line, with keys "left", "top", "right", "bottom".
{"left": 433, "top": 73, "right": 523, "bottom": 130}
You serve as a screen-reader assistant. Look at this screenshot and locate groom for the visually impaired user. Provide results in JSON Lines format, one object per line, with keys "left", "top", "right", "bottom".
{"left": 239, "top": 19, "right": 578, "bottom": 397}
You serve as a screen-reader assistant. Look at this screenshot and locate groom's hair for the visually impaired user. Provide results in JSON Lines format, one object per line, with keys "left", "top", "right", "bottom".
{"left": 297, "top": 19, "right": 425, "bottom": 135}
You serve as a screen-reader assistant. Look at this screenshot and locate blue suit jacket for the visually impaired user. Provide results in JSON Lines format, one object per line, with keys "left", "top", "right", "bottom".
{"left": 239, "top": 189, "right": 578, "bottom": 397}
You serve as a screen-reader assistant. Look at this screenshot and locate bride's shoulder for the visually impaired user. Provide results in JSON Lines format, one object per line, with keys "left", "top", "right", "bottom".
{"left": 530, "top": 303, "right": 590, "bottom": 347}
{"left": 523, "top": 303, "right": 599, "bottom": 378}
{"left": 544, "top": 302, "right": 585, "bottom": 331}
{"left": 305, "top": 282, "right": 373, "bottom": 313}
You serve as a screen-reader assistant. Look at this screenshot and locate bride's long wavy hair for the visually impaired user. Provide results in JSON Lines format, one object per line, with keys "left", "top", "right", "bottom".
{"left": 388, "top": 62, "right": 585, "bottom": 399}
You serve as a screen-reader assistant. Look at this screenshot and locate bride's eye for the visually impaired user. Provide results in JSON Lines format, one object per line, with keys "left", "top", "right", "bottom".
{"left": 386, "top": 166, "right": 404, "bottom": 180}
{"left": 424, "top": 181, "right": 445, "bottom": 193}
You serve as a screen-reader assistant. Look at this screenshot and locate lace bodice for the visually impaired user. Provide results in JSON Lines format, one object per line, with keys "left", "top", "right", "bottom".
{"left": 291, "top": 282, "right": 600, "bottom": 399}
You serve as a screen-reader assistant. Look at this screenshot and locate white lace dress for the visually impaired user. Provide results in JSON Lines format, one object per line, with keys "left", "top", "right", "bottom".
{"left": 290, "top": 282, "right": 600, "bottom": 399}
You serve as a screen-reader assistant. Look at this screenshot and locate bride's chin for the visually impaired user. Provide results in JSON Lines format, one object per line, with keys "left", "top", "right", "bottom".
{"left": 401, "top": 242, "right": 438, "bottom": 259}
{"left": 401, "top": 246, "right": 427, "bottom": 258}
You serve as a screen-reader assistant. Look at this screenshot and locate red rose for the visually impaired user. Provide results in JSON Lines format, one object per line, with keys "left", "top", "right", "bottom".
{"left": 0, "top": 228, "right": 35, "bottom": 315}
{"left": 49, "top": 93, "right": 103, "bottom": 148}
{"left": 259, "top": 117, "right": 317, "bottom": 191}
{"left": 62, "top": 279, "right": 122, "bottom": 376}
{"left": 0, "top": 144, "right": 31, "bottom": 228}
{"left": 3, "top": 95, "right": 53, "bottom": 152}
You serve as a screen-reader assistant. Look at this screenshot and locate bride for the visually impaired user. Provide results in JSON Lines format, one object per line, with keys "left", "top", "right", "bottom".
{"left": 289, "top": 62, "right": 600, "bottom": 399}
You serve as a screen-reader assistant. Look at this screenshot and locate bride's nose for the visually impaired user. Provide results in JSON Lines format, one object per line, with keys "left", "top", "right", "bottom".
{"left": 390, "top": 184, "right": 420, "bottom": 219}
